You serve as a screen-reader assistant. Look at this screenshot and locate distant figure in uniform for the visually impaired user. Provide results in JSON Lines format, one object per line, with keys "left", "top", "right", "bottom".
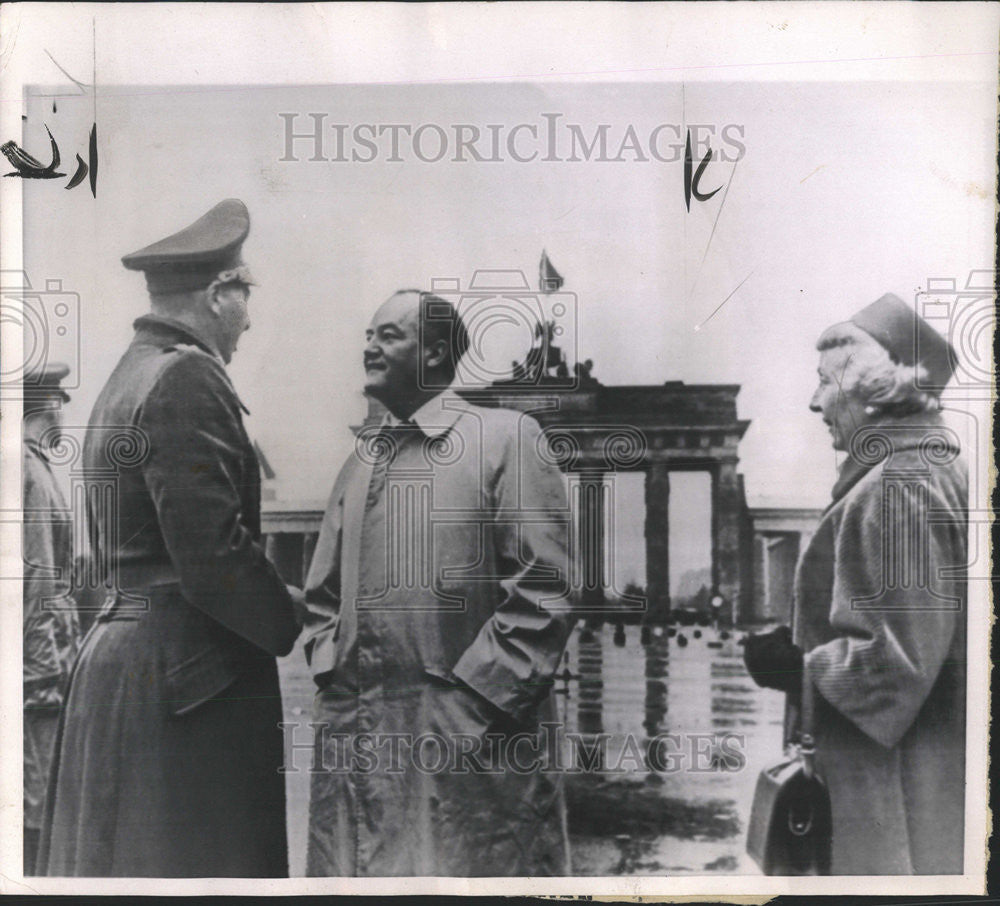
{"left": 744, "top": 294, "right": 966, "bottom": 874}
{"left": 39, "top": 200, "right": 303, "bottom": 877}
{"left": 22, "top": 363, "right": 80, "bottom": 875}
{"left": 303, "top": 289, "right": 577, "bottom": 876}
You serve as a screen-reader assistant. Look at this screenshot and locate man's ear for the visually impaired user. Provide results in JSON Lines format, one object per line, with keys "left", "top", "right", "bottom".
{"left": 424, "top": 337, "right": 449, "bottom": 371}
{"left": 203, "top": 282, "right": 224, "bottom": 318}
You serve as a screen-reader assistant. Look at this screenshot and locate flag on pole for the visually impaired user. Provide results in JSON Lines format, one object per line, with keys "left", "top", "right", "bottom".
{"left": 539, "top": 250, "right": 564, "bottom": 293}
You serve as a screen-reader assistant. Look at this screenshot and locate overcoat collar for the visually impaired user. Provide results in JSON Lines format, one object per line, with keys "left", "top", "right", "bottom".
{"left": 829, "top": 410, "right": 956, "bottom": 507}
{"left": 383, "top": 387, "right": 469, "bottom": 439}
{"left": 133, "top": 314, "right": 220, "bottom": 361}
{"left": 131, "top": 314, "right": 250, "bottom": 415}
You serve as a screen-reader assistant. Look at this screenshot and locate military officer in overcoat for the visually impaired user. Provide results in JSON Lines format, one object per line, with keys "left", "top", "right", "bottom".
{"left": 39, "top": 199, "right": 303, "bottom": 877}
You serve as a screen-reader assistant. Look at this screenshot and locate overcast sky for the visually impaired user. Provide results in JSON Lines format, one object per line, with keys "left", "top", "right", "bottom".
{"left": 20, "top": 78, "right": 994, "bottom": 585}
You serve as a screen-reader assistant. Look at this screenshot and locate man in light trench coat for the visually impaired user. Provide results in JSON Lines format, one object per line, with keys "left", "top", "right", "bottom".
{"left": 302, "top": 289, "right": 577, "bottom": 876}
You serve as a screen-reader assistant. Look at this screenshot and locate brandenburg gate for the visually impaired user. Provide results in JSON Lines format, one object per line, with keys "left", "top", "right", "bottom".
{"left": 460, "top": 364, "right": 754, "bottom": 626}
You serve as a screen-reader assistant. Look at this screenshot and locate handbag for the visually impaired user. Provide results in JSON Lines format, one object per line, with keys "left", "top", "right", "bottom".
{"left": 746, "top": 683, "right": 832, "bottom": 875}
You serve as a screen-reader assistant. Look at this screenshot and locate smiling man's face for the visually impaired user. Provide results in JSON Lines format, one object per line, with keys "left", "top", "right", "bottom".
{"left": 363, "top": 291, "right": 423, "bottom": 414}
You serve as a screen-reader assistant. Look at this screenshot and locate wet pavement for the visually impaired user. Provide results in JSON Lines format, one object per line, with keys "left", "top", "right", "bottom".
{"left": 558, "top": 622, "right": 785, "bottom": 875}
{"left": 278, "top": 622, "right": 785, "bottom": 876}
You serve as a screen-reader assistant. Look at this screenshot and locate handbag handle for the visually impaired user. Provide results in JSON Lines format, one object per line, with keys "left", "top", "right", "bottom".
{"left": 782, "top": 654, "right": 817, "bottom": 763}
{"left": 801, "top": 655, "right": 815, "bottom": 728}
{"left": 798, "top": 676, "right": 817, "bottom": 778}
{"left": 786, "top": 598, "right": 816, "bottom": 748}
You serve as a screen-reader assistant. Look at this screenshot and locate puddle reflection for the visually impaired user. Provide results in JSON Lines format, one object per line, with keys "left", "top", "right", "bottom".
{"left": 561, "top": 622, "right": 785, "bottom": 875}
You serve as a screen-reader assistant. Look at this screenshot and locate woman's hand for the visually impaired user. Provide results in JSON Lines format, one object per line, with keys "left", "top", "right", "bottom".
{"left": 743, "top": 625, "right": 803, "bottom": 694}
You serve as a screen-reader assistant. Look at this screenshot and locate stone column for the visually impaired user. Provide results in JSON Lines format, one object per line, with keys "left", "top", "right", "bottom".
{"left": 753, "top": 532, "right": 768, "bottom": 624}
{"left": 644, "top": 464, "right": 670, "bottom": 621}
{"left": 711, "top": 460, "right": 743, "bottom": 625}
{"left": 577, "top": 471, "right": 607, "bottom": 610}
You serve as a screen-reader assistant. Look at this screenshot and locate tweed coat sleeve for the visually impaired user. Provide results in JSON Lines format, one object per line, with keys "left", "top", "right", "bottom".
{"left": 22, "top": 453, "right": 79, "bottom": 703}
{"left": 804, "top": 462, "right": 966, "bottom": 749}
{"left": 139, "top": 349, "right": 300, "bottom": 656}
{"left": 451, "top": 414, "right": 576, "bottom": 724}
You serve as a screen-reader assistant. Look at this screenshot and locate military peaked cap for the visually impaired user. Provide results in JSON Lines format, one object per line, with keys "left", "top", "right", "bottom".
{"left": 122, "top": 199, "right": 255, "bottom": 294}
{"left": 24, "top": 361, "right": 70, "bottom": 401}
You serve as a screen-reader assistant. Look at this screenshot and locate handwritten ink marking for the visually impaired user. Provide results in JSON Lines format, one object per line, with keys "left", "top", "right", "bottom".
{"left": 2, "top": 123, "right": 97, "bottom": 195}
{"left": 687, "top": 158, "right": 740, "bottom": 306}
{"left": 88, "top": 123, "right": 98, "bottom": 198}
{"left": 92, "top": 18, "right": 98, "bottom": 198}
{"left": 65, "top": 155, "right": 88, "bottom": 190}
{"left": 684, "top": 129, "right": 721, "bottom": 212}
{"left": 2, "top": 125, "right": 63, "bottom": 178}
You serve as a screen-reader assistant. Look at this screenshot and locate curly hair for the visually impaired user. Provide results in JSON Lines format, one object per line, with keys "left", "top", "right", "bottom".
{"left": 816, "top": 322, "right": 940, "bottom": 416}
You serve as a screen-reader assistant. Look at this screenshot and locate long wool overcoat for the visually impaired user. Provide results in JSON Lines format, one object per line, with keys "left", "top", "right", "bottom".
{"left": 23, "top": 441, "right": 80, "bottom": 836}
{"left": 793, "top": 413, "right": 967, "bottom": 875}
{"left": 38, "top": 315, "right": 301, "bottom": 877}
{"left": 302, "top": 390, "right": 577, "bottom": 876}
